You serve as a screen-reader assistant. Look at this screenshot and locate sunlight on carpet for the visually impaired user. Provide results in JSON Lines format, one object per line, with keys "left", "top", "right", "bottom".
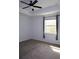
{"left": 49, "top": 45, "right": 60, "bottom": 53}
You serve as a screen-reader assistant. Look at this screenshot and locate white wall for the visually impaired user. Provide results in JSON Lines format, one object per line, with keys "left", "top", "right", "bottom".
{"left": 19, "top": 13, "right": 32, "bottom": 42}
{"left": 19, "top": 12, "right": 60, "bottom": 44}
{"left": 31, "top": 16, "right": 60, "bottom": 44}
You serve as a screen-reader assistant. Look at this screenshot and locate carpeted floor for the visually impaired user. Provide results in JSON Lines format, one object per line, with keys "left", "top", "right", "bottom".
{"left": 19, "top": 39, "right": 60, "bottom": 59}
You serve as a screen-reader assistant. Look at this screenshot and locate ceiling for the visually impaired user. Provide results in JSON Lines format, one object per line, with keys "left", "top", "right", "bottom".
{"left": 19, "top": 0, "right": 60, "bottom": 16}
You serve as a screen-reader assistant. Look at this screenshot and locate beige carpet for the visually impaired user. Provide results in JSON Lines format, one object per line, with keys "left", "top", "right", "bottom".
{"left": 19, "top": 39, "right": 60, "bottom": 59}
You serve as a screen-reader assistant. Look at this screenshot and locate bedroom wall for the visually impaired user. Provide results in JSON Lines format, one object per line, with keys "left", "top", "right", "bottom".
{"left": 19, "top": 13, "right": 32, "bottom": 42}
{"left": 19, "top": 12, "right": 60, "bottom": 44}
{"left": 31, "top": 16, "right": 60, "bottom": 44}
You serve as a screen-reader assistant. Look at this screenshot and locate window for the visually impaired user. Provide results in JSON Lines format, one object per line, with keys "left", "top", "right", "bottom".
{"left": 44, "top": 19, "right": 56, "bottom": 34}
{"left": 43, "top": 16, "right": 59, "bottom": 39}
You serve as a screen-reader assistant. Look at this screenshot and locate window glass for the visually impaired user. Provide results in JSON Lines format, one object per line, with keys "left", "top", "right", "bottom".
{"left": 45, "top": 20, "right": 56, "bottom": 34}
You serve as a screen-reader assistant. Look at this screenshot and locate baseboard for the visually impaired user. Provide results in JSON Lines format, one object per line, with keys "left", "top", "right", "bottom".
{"left": 19, "top": 39, "right": 60, "bottom": 47}
{"left": 19, "top": 39, "right": 32, "bottom": 44}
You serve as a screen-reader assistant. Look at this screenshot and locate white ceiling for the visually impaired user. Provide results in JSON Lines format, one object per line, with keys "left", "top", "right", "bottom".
{"left": 19, "top": 0, "right": 60, "bottom": 16}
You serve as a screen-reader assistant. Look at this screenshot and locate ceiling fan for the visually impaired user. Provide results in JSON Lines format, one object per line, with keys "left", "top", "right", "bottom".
{"left": 20, "top": 0, "right": 42, "bottom": 11}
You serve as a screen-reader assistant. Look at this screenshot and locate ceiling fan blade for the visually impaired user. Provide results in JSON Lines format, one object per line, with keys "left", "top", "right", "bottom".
{"left": 20, "top": 1, "right": 29, "bottom": 5}
{"left": 32, "top": 0, "right": 38, "bottom": 5}
{"left": 30, "top": 1, "right": 32, "bottom": 4}
{"left": 22, "top": 6, "right": 30, "bottom": 9}
{"left": 33, "top": 6, "right": 42, "bottom": 8}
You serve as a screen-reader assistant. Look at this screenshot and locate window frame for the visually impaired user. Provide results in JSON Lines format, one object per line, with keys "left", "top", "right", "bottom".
{"left": 44, "top": 19, "right": 56, "bottom": 34}
{"left": 43, "top": 15, "right": 60, "bottom": 40}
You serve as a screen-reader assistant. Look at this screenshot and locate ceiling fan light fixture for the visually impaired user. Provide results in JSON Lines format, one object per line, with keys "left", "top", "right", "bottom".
{"left": 32, "top": 9, "right": 34, "bottom": 11}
